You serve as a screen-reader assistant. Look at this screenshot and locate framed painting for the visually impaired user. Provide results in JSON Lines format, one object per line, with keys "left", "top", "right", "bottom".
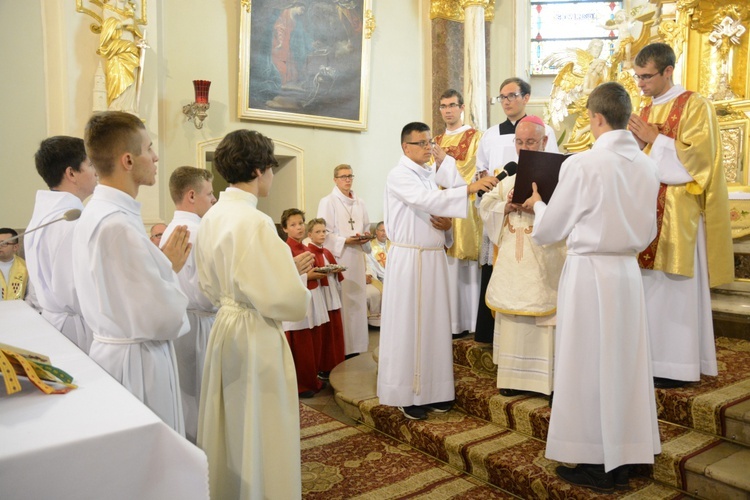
{"left": 238, "top": 0, "right": 374, "bottom": 131}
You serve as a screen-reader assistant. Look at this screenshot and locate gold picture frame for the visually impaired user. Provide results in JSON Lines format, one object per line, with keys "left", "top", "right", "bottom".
{"left": 238, "top": 0, "right": 374, "bottom": 131}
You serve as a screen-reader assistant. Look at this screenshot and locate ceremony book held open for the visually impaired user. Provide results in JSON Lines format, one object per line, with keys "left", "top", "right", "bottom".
{"left": 511, "top": 149, "right": 571, "bottom": 204}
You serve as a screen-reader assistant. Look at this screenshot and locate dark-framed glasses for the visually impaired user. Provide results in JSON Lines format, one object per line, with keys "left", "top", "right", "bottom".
{"left": 335, "top": 174, "right": 355, "bottom": 180}
{"left": 405, "top": 140, "right": 435, "bottom": 148}
{"left": 497, "top": 92, "right": 523, "bottom": 102}
{"left": 514, "top": 138, "right": 541, "bottom": 148}
{"left": 633, "top": 69, "right": 666, "bottom": 81}
{"left": 438, "top": 103, "right": 460, "bottom": 110}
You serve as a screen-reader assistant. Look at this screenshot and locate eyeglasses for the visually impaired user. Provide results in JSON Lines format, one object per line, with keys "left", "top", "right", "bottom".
{"left": 439, "top": 103, "right": 460, "bottom": 110}
{"left": 150, "top": 233, "right": 163, "bottom": 240}
{"left": 405, "top": 140, "right": 435, "bottom": 148}
{"left": 335, "top": 175, "right": 355, "bottom": 180}
{"left": 633, "top": 69, "right": 666, "bottom": 81}
{"left": 497, "top": 92, "right": 523, "bottom": 102}
{"left": 514, "top": 138, "right": 541, "bottom": 148}
{"left": 0, "top": 241, "right": 16, "bottom": 248}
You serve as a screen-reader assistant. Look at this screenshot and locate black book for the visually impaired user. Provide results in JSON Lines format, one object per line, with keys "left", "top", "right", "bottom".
{"left": 511, "top": 149, "right": 572, "bottom": 204}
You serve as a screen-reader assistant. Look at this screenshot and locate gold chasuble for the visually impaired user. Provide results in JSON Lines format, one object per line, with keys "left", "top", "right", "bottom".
{"left": 434, "top": 128, "right": 483, "bottom": 260}
{"left": 1, "top": 256, "right": 28, "bottom": 301}
{"left": 638, "top": 92, "right": 733, "bottom": 287}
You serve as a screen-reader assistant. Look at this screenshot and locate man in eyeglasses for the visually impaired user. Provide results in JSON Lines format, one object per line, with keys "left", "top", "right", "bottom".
{"left": 377, "top": 122, "right": 498, "bottom": 421}
{"left": 628, "top": 42, "right": 733, "bottom": 389}
{"left": 149, "top": 222, "right": 167, "bottom": 247}
{"left": 473, "top": 77, "right": 559, "bottom": 344}
{"left": 432, "top": 89, "right": 483, "bottom": 339}
{"left": 479, "top": 116, "right": 565, "bottom": 401}
{"left": 317, "top": 163, "right": 372, "bottom": 358}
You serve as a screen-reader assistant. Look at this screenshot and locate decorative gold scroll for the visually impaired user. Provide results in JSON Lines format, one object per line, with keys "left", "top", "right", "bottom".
{"left": 430, "top": 0, "right": 495, "bottom": 23}
{"left": 75, "top": 0, "right": 147, "bottom": 38}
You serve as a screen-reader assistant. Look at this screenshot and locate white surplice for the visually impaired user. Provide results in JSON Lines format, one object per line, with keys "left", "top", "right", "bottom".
{"left": 24, "top": 190, "right": 92, "bottom": 352}
{"left": 377, "top": 155, "right": 468, "bottom": 407}
{"left": 162, "top": 210, "right": 217, "bottom": 443}
{"left": 196, "top": 188, "right": 310, "bottom": 500}
{"left": 72, "top": 185, "right": 189, "bottom": 434}
{"left": 317, "top": 186, "right": 371, "bottom": 354}
{"left": 531, "top": 130, "right": 662, "bottom": 471}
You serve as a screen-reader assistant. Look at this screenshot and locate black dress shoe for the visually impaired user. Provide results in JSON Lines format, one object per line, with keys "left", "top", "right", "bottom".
{"left": 317, "top": 371, "right": 330, "bottom": 381}
{"left": 398, "top": 405, "right": 427, "bottom": 420}
{"left": 344, "top": 353, "right": 360, "bottom": 360}
{"left": 423, "top": 400, "right": 453, "bottom": 413}
{"left": 654, "top": 377, "right": 688, "bottom": 389}
{"left": 613, "top": 464, "right": 630, "bottom": 490}
{"left": 499, "top": 388, "right": 525, "bottom": 397}
{"left": 299, "top": 390, "right": 316, "bottom": 399}
{"left": 452, "top": 330, "right": 470, "bottom": 339}
{"left": 556, "top": 464, "right": 614, "bottom": 493}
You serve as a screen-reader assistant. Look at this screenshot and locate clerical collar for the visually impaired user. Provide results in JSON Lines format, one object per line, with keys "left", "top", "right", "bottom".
{"left": 509, "top": 115, "right": 526, "bottom": 128}
{"left": 652, "top": 84, "right": 685, "bottom": 106}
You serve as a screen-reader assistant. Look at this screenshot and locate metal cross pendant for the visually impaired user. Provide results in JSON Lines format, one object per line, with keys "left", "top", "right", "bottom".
{"left": 348, "top": 217, "right": 355, "bottom": 230}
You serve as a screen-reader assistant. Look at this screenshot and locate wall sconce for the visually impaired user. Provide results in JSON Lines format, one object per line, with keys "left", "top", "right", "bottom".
{"left": 183, "top": 80, "right": 211, "bottom": 129}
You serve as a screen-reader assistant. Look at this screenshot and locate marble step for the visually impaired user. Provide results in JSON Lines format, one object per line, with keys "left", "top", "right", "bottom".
{"left": 453, "top": 337, "right": 750, "bottom": 447}
{"left": 330, "top": 352, "right": 750, "bottom": 498}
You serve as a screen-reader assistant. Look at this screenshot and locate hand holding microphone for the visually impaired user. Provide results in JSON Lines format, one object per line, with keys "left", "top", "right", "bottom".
{"left": 476, "top": 161, "right": 518, "bottom": 197}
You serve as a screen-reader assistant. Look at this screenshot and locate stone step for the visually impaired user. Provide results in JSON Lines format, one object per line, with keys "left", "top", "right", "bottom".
{"left": 453, "top": 337, "right": 750, "bottom": 447}
{"left": 330, "top": 347, "right": 750, "bottom": 498}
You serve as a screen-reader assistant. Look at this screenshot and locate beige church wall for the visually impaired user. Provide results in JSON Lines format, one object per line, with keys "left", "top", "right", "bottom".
{"left": 0, "top": 1, "right": 164, "bottom": 229}
{"left": 158, "top": 0, "right": 428, "bottom": 224}
{"left": 0, "top": 1, "right": 48, "bottom": 229}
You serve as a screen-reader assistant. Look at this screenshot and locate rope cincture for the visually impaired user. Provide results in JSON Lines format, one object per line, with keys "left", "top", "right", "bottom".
{"left": 390, "top": 241, "right": 443, "bottom": 396}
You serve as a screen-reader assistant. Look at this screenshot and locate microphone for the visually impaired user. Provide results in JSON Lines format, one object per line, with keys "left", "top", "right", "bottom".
{"left": 478, "top": 162, "right": 518, "bottom": 197}
{"left": 4, "top": 209, "right": 82, "bottom": 243}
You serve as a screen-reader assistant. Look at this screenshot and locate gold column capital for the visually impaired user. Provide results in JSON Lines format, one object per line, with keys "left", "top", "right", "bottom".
{"left": 430, "top": 0, "right": 495, "bottom": 23}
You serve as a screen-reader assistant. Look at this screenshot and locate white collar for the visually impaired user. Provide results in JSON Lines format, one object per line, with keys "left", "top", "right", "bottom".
{"left": 652, "top": 84, "right": 686, "bottom": 106}
{"left": 444, "top": 124, "right": 471, "bottom": 136}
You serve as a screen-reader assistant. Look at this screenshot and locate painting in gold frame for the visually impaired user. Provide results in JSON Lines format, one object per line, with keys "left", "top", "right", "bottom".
{"left": 238, "top": 0, "right": 373, "bottom": 131}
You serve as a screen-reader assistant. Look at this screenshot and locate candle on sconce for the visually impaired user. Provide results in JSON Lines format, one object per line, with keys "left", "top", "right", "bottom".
{"left": 193, "top": 80, "right": 211, "bottom": 104}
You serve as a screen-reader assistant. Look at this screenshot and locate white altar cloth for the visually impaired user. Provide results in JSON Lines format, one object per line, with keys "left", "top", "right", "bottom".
{"left": 0, "top": 301, "right": 209, "bottom": 500}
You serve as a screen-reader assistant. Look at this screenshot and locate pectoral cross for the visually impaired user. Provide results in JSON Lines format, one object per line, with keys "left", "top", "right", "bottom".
{"left": 348, "top": 217, "right": 355, "bottom": 230}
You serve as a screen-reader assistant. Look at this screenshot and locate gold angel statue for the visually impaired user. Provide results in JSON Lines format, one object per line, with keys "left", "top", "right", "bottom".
{"left": 544, "top": 7, "right": 655, "bottom": 152}
{"left": 97, "top": 16, "right": 140, "bottom": 112}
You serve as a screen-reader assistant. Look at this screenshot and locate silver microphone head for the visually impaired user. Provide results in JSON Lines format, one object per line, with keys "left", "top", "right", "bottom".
{"left": 63, "top": 209, "right": 82, "bottom": 221}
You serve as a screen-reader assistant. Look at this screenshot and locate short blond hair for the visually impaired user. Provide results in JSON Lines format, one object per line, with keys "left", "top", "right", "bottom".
{"left": 333, "top": 164, "right": 352, "bottom": 177}
{"left": 307, "top": 218, "right": 326, "bottom": 234}
{"left": 169, "top": 166, "right": 213, "bottom": 204}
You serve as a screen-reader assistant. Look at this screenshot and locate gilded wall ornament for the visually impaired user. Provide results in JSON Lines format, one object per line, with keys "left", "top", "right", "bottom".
{"left": 77, "top": 0, "right": 148, "bottom": 115}
{"left": 430, "top": 0, "right": 495, "bottom": 23}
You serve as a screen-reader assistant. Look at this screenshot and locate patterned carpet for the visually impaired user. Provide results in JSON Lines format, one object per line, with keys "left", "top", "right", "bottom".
{"left": 358, "top": 400, "right": 681, "bottom": 498}
{"left": 454, "top": 337, "right": 750, "bottom": 440}
{"left": 300, "top": 403, "right": 512, "bottom": 499}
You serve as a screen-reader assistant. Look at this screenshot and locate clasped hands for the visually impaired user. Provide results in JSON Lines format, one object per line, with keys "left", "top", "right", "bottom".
{"left": 628, "top": 113, "right": 660, "bottom": 150}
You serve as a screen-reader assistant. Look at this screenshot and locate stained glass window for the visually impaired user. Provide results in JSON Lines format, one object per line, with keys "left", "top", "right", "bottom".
{"left": 530, "top": 0, "right": 623, "bottom": 75}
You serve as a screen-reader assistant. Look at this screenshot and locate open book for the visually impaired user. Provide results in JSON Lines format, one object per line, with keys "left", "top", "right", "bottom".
{"left": 511, "top": 149, "right": 572, "bottom": 204}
